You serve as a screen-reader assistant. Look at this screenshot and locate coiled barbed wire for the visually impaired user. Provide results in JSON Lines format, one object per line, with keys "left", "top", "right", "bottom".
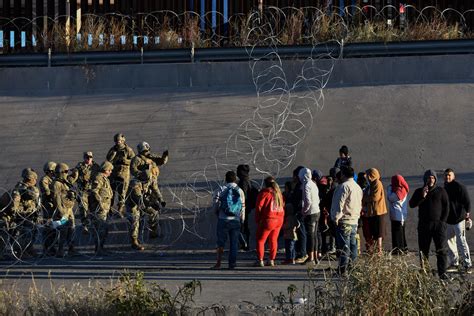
{"left": 0, "top": 5, "right": 468, "bottom": 265}
{"left": 0, "top": 5, "right": 472, "bottom": 52}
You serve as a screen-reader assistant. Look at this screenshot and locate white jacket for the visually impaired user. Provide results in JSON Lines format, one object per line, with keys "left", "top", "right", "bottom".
{"left": 298, "top": 167, "right": 320, "bottom": 216}
{"left": 387, "top": 185, "right": 408, "bottom": 223}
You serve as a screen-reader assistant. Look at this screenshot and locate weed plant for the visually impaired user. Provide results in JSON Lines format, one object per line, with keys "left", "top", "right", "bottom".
{"left": 269, "top": 253, "right": 473, "bottom": 315}
{"left": 0, "top": 271, "right": 201, "bottom": 315}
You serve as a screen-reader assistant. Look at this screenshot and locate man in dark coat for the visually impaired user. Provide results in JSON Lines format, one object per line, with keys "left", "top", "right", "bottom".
{"left": 409, "top": 169, "right": 450, "bottom": 278}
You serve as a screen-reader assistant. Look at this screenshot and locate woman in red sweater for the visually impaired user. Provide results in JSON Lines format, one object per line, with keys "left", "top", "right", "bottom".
{"left": 255, "top": 176, "right": 285, "bottom": 266}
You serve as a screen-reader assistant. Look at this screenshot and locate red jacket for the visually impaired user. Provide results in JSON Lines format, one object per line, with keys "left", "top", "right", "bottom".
{"left": 255, "top": 188, "right": 285, "bottom": 224}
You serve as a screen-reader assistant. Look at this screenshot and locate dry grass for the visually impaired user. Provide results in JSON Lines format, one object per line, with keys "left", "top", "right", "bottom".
{"left": 0, "top": 272, "right": 201, "bottom": 315}
{"left": 6, "top": 11, "right": 471, "bottom": 53}
{"left": 271, "top": 254, "right": 474, "bottom": 315}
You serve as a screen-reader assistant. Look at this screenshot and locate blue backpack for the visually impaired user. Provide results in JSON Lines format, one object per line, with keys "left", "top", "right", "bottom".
{"left": 219, "top": 187, "right": 242, "bottom": 217}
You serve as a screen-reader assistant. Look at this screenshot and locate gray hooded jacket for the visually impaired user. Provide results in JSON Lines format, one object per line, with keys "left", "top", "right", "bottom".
{"left": 298, "top": 167, "right": 320, "bottom": 216}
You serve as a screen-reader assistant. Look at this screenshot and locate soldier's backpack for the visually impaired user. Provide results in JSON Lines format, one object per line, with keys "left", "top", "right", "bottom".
{"left": 219, "top": 187, "right": 243, "bottom": 217}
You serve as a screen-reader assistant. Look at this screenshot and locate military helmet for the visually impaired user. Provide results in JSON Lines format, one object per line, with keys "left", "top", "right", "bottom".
{"left": 137, "top": 141, "right": 150, "bottom": 153}
{"left": 101, "top": 161, "right": 114, "bottom": 172}
{"left": 83, "top": 151, "right": 93, "bottom": 159}
{"left": 21, "top": 168, "right": 38, "bottom": 181}
{"left": 43, "top": 161, "right": 57, "bottom": 173}
{"left": 114, "top": 133, "right": 126, "bottom": 143}
{"left": 55, "top": 163, "right": 69, "bottom": 174}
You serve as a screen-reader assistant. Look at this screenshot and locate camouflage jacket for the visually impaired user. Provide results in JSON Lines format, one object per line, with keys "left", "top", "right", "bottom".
{"left": 52, "top": 179, "right": 76, "bottom": 222}
{"left": 39, "top": 175, "right": 54, "bottom": 200}
{"left": 14, "top": 181, "right": 40, "bottom": 220}
{"left": 90, "top": 172, "right": 113, "bottom": 213}
{"left": 75, "top": 161, "right": 100, "bottom": 191}
{"left": 0, "top": 189, "right": 21, "bottom": 223}
{"left": 131, "top": 151, "right": 168, "bottom": 181}
{"left": 106, "top": 144, "right": 135, "bottom": 177}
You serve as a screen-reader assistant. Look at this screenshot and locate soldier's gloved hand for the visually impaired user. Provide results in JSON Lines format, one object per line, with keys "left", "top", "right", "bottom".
{"left": 161, "top": 201, "right": 166, "bottom": 208}
{"left": 163, "top": 150, "right": 169, "bottom": 157}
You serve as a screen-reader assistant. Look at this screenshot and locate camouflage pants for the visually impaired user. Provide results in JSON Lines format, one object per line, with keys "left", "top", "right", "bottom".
{"left": 91, "top": 210, "right": 109, "bottom": 249}
{"left": 57, "top": 221, "right": 74, "bottom": 251}
{"left": 15, "top": 221, "right": 37, "bottom": 255}
{"left": 0, "top": 219, "right": 9, "bottom": 258}
{"left": 129, "top": 205, "right": 158, "bottom": 240}
{"left": 111, "top": 173, "right": 130, "bottom": 209}
{"left": 77, "top": 191, "right": 90, "bottom": 226}
{"left": 42, "top": 203, "right": 56, "bottom": 253}
{"left": 150, "top": 180, "right": 164, "bottom": 204}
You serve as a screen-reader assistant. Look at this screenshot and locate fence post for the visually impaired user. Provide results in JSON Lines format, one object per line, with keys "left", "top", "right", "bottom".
{"left": 66, "top": 0, "right": 71, "bottom": 48}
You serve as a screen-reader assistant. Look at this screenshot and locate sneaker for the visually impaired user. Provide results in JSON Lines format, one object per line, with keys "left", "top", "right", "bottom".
{"left": 210, "top": 264, "right": 221, "bottom": 270}
{"left": 267, "top": 260, "right": 275, "bottom": 267}
{"left": 462, "top": 266, "right": 472, "bottom": 274}
{"left": 446, "top": 264, "right": 459, "bottom": 272}
{"left": 440, "top": 273, "right": 453, "bottom": 281}
{"left": 149, "top": 231, "right": 159, "bottom": 239}
{"left": 228, "top": 264, "right": 236, "bottom": 270}
{"left": 281, "top": 259, "right": 295, "bottom": 265}
{"left": 254, "top": 260, "right": 264, "bottom": 267}
{"left": 295, "top": 255, "right": 309, "bottom": 264}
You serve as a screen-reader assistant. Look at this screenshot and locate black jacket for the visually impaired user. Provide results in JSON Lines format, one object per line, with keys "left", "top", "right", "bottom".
{"left": 444, "top": 180, "right": 471, "bottom": 224}
{"left": 409, "top": 186, "right": 449, "bottom": 223}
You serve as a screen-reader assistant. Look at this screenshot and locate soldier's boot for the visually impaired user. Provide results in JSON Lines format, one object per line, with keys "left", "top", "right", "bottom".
{"left": 56, "top": 246, "right": 65, "bottom": 258}
{"left": 211, "top": 247, "right": 224, "bottom": 269}
{"left": 82, "top": 222, "right": 89, "bottom": 234}
{"left": 149, "top": 230, "right": 159, "bottom": 239}
{"left": 149, "top": 224, "right": 159, "bottom": 239}
{"left": 68, "top": 245, "right": 81, "bottom": 257}
{"left": 26, "top": 245, "right": 38, "bottom": 257}
{"left": 131, "top": 238, "right": 145, "bottom": 251}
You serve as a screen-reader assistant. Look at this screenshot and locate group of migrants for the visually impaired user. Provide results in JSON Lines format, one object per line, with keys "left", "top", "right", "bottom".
{"left": 212, "top": 146, "right": 472, "bottom": 278}
{"left": 0, "top": 133, "right": 169, "bottom": 258}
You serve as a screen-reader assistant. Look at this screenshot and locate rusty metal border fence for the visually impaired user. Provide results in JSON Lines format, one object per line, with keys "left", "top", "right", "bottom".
{"left": 0, "top": 5, "right": 473, "bottom": 54}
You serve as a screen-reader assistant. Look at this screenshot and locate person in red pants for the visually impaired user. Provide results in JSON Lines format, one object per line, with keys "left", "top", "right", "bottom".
{"left": 255, "top": 176, "right": 285, "bottom": 267}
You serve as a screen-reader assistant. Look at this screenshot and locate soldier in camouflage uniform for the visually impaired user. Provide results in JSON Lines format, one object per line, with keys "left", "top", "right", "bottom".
{"left": 14, "top": 168, "right": 41, "bottom": 258}
{"left": 0, "top": 187, "right": 21, "bottom": 260}
{"left": 39, "top": 161, "right": 57, "bottom": 256}
{"left": 131, "top": 142, "right": 168, "bottom": 210}
{"left": 74, "top": 152, "right": 100, "bottom": 234}
{"left": 52, "top": 163, "right": 79, "bottom": 258}
{"left": 89, "top": 161, "right": 114, "bottom": 255}
{"left": 126, "top": 170, "right": 160, "bottom": 251}
{"left": 106, "top": 133, "right": 135, "bottom": 217}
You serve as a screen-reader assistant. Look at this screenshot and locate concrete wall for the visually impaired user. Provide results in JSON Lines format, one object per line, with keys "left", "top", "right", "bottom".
{"left": 0, "top": 54, "right": 472, "bottom": 250}
{"left": 0, "top": 54, "right": 473, "bottom": 95}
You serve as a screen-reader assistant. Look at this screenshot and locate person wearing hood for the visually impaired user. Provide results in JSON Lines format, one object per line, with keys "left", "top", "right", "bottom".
{"left": 254, "top": 176, "right": 285, "bottom": 267}
{"left": 387, "top": 174, "right": 410, "bottom": 255}
{"left": 357, "top": 172, "right": 372, "bottom": 253}
{"left": 290, "top": 166, "right": 307, "bottom": 263}
{"left": 296, "top": 167, "right": 320, "bottom": 264}
{"left": 409, "top": 170, "right": 449, "bottom": 278}
{"left": 362, "top": 168, "right": 388, "bottom": 254}
{"left": 444, "top": 168, "right": 471, "bottom": 273}
{"left": 237, "top": 164, "right": 259, "bottom": 251}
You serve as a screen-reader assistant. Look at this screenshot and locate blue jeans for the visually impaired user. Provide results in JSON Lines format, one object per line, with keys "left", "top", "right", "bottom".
{"left": 336, "top": 223, "right": 358, "bottom": 272}
{"left": 285, "top": 239, "right": 296, "bottom": 260}
{"left": 296, "top": 217, "right": 307, "bottom": 258}
{"left": 216, "top": 218, "right": 241, "bottom": 267}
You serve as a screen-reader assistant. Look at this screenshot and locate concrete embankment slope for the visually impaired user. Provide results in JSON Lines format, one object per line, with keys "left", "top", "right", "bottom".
{"left": 0, "top": 54, "right": 473, "bottom": 249}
